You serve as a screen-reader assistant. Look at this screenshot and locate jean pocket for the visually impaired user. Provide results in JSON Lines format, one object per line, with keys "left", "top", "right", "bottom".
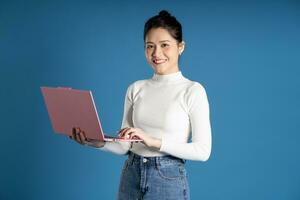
{"left": 157, "top": 163, "right": 184, "bottom": 180}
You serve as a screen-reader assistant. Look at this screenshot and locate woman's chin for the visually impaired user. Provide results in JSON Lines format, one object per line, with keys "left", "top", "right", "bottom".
{"left": 152, "top": 67, "right": 165, "bottom": 74}
{"left": 152, "top": 63, "right": 166, "bottom": 71}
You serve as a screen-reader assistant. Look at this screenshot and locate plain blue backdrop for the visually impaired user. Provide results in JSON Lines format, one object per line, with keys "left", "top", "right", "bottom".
{"left": 1, "top": 0, "right": 299, "bottom": 199}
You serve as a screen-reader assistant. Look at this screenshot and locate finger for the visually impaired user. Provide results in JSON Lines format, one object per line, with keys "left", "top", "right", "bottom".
{"left": 72, "top": 127, "right": 77, "bottom": 139}
{"left": 129, "top": 132, "right": 137, "bottom": 139}
{"left": 125, "top": 133, "right": 132, "bottom": 139}
{"left": 75, "top": 127, "right": 81, "bottom": 135}
{"left": 125, "top": 128, "right": 136, "bottom": 136}
{"left": 79, "top": 131, "right": 86, "bottom": 143}
{"left": 130, "top": 133, "right": 142, "bottom": 141}
{"left": 132, "top": 135, "right": 140, "bottom": 139}
{"left": 123, "top": 129, "right": 134, "bottom": 139}
{"left": 119, "top": 127, "right": 131, "bottom": 137}
{"left": 82, "top": 131, "right": 88, "bottom": 141}
{"left": 77, "top": 131, "right": 83, "bottom": 144}
{"left": 74, "top": 129, "right": 82, "bottom": 144}
{"left": 119, "top": 127, "right": 130, "bottom": 137}
{"left": 117, "top": 127, "right": 126, "bottom": 135}
{"left": 118, "top": 127, "right": 128, "bottom": 134}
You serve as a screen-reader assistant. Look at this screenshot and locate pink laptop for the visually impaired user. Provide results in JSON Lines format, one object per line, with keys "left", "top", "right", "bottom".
{"left": 40, "top": 86, "right": 142, "bottom": 142}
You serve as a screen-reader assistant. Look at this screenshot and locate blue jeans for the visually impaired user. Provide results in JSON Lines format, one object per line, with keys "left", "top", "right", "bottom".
{"left": 117, "top": 151, "right": 190, "bottom": 200}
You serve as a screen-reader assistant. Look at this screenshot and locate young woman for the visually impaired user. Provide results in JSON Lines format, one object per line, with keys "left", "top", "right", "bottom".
{"left": 70, "top": 10, "right": 212, "bottom": 200}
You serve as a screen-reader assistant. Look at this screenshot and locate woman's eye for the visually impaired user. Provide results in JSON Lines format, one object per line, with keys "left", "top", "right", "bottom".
{"left": 161, "top": 43, "right": 169, "bottom": 48}
{"left": 146, "top": 45, "right": 153, "bottom": 49}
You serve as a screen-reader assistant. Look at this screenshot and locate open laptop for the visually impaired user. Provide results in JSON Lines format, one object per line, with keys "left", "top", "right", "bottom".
{"left": 40, "top": 86, "right": 142, "bottom": 142}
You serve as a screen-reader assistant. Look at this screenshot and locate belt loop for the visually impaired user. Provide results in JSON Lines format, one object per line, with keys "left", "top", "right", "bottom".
{"left": 155, "top": 156, "right": 159, "bottom": 169}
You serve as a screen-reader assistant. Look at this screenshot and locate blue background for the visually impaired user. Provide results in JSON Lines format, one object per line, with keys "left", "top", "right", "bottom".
{"left": 1, "top": 0, "right": 299, "bottom": 199}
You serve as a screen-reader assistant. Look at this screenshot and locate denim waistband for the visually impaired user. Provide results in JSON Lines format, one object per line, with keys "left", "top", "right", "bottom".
{"left": 127, "top": 151, "right": 186, "bottom": 166}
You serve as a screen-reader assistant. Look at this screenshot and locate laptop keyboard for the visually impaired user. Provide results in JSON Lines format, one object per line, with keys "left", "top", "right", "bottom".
{"left": 104, "top": 135, "right": 141, "bottom": 141}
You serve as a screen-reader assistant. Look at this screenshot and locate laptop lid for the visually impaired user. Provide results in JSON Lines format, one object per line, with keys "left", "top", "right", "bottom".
{"left": 41, "top": 86, "right": 108, "bottom": 141}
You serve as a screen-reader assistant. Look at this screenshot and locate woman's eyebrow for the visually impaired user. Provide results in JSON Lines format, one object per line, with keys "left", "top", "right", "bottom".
{"left": 145, "top": 40, "right": 171, "bottom": 44}
{"left": 159, "top": 40, "right": 171, "bottom": 43}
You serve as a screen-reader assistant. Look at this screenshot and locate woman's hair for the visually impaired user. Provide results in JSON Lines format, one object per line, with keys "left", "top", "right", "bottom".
{"left": 143, "top": 10, "right": 182, "bottom": 44}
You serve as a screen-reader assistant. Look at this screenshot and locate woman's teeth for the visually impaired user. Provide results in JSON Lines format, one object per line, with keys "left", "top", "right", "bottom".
{"left": 153, "top": 59, "right": 167, "bottom": 64}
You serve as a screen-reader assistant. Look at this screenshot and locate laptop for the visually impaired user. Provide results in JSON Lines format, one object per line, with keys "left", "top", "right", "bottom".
{"left": 40, "top": 86, "right": 142, "bottom": 142}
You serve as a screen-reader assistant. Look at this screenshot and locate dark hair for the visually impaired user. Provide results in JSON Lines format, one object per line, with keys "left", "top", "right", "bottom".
{"left": 143, "top": 10, "right": 182, "bottom": 44}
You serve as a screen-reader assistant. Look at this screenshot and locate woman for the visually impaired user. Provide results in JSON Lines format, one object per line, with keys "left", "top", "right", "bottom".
{"left": 70, "top": 10, "right": 212, "bottom": 200}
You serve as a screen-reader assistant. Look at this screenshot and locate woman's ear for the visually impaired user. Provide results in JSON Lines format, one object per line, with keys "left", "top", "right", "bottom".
{"left": 179, "top": 41, "right": 185, "bottom": 55}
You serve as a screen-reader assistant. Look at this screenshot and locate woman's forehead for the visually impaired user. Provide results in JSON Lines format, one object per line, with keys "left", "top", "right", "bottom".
{"left": 145, "top": 28, "right": 176, "bottom": 43}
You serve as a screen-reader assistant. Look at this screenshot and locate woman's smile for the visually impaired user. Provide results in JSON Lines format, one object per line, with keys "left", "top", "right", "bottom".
{"left": 152, "top": 58, "right": 168, "bottom": 64}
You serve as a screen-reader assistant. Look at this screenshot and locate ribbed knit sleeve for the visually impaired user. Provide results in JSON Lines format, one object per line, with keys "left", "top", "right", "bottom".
{"left": 159, "top": 83, "right": 212, "bottom": 161}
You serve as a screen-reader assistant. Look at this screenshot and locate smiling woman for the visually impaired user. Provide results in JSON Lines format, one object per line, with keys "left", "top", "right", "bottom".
{"left": 144, "top": 11, "right": 185, "bottom": 75}
{"left": 69, "top": 9, "right": 212, "bottom": 200}
{"left": 144, "top": 27, "right": 185, "bottom": 75}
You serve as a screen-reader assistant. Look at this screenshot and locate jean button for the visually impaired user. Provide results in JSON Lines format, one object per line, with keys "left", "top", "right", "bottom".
{"left": 143, "top": 158, "right": 148, "bottom": 163}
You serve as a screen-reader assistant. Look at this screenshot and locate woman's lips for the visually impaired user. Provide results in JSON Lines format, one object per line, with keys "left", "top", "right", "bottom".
{"left": 153, "top": 59, "right": 167, "bottom": 64}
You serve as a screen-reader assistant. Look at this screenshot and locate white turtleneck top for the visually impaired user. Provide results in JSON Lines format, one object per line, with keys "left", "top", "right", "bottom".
{"left": 99, "top": 71, "right": 212, "bottom": 161}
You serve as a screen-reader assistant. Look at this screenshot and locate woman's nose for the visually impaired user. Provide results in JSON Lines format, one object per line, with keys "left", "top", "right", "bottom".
{"left": 152, "top": 47, "right": 162, "bottom": 57}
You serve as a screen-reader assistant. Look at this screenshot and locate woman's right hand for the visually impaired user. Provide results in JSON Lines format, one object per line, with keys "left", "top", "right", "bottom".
{"left": 69, "top": 127, "right": 105, "bottom": 148}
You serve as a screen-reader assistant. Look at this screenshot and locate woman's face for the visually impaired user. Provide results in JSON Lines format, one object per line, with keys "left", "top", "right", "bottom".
{"left": 145, "top": 28, "right": 184, "bottom": 75}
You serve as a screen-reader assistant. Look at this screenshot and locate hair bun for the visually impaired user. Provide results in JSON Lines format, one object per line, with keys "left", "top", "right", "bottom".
{"left": 159, "top": 10, "right": 171, "bottom": 18}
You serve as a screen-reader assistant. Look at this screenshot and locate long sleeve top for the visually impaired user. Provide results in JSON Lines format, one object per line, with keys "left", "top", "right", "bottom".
{"left": 98, "top": 71, "right": 212, "bottom": 161}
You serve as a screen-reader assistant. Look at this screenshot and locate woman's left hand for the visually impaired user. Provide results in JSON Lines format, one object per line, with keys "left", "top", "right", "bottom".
{"left": 118, "top": 127, "right": 161, "bottom": 150}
